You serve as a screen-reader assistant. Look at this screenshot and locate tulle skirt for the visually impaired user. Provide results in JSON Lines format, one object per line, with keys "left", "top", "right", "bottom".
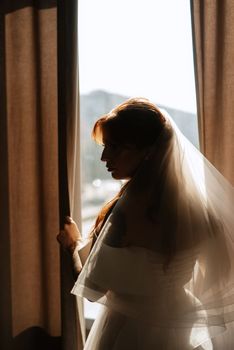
{"left": 84, "top": 305, "right": 214, "bottom": 350}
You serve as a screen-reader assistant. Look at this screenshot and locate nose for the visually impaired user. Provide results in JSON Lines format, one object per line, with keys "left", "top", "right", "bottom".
{"left": 101, "top": 146, "right": 109, "bottom": 161}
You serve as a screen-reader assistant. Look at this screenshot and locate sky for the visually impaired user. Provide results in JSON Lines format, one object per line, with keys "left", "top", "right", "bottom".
{"left": 78, "top": 0, "right": 197, "bottom": 113}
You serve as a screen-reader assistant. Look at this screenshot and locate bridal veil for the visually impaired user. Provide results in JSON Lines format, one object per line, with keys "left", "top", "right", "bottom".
{"left": 72, "top": 109, "right": 234, "bottom": 348}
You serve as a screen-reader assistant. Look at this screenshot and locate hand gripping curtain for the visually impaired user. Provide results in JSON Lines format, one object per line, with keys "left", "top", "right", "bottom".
{"left": 72, "top": 110, "right": 234, "bottom": 349}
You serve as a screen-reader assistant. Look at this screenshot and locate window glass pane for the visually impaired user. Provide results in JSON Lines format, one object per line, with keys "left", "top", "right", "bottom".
{"left": 78, "top": 0, "right": 198, "bottom": 327}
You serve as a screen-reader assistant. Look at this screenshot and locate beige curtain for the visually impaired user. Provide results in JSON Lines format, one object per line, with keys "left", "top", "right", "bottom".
{"left": 191, "top": 0, "right": 234, "bottom": 185}
{"left": 191, "top": 1, "right": 234, "bottom": 347}
{"left": 0, "top": 1, "right": 83, "bottom": 349}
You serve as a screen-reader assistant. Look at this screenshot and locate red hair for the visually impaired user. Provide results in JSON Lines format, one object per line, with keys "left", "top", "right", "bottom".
{"left": 89, "top": 98, "right": 167, "bottom": 239}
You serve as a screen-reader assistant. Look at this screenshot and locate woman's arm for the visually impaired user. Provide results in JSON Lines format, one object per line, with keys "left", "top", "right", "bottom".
{"left": 57, "top": 216, "right": 93, "bottom": 278}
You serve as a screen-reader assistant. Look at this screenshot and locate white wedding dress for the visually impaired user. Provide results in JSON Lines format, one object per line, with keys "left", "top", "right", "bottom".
{"left": 73, "top": 244, "right": 215, "bottom": 349}
{"left": 72, "top": 112, "right": 234, "bottom": 349}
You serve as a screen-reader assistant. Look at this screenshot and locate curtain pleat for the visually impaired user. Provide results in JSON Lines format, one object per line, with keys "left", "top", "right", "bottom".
{"left": 0, "top": 12, "right": 12, "bottom": 350}
{"left": 191, "top": 0, "right": 234, "bottom": 185}
{"left": 58, "top": 0, "right": 85, "bottom": 349}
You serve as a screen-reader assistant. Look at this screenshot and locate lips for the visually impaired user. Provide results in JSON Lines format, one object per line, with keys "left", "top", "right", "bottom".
{"left": 106, "top": 165, "right": 115, "bottom": 171}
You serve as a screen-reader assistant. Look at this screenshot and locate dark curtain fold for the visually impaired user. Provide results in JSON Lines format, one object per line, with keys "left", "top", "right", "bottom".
{"left": 0, "top": 1, "right": 82, "bottom": 349}
{"left": 191, "top": 0, "right": 234, "bottom": 185}
{"left": 58, "top": 0, "right": 84, "bottom": 349}
{"left": 0, "top": 11, "right": 12, "bottom": 350}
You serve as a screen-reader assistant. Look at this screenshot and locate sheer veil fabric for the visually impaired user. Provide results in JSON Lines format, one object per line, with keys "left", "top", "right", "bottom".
{"left": 72, "top": 111, "right": 234, "bottom": 349}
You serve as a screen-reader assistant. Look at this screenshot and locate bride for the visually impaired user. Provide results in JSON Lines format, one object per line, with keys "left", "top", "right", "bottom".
{"left": 57, "top": 98, "right": 234, "bottom": 349}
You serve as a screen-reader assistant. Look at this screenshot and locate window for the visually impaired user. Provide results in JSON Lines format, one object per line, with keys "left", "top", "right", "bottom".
{"left": 78, "top": 0, "right": 197, "bottom": 329}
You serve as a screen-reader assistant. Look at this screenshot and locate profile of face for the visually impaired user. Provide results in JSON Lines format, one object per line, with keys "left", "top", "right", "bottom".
{"left": 101, "top": 129, "right": 148, "bottom": 180}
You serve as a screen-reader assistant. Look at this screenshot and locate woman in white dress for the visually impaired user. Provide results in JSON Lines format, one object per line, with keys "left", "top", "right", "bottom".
{"left": 57, "top": 98, "right": 234, "bottom": 349}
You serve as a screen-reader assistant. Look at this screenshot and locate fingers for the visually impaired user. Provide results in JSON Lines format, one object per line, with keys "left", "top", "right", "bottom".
{"left": 56, "top": 230, "right": 65, "bottom": 244}
{"left": 56, "top": 230, "right": 72, "bottom": 250}
{"left": 65, "top": 216, "right": 74, "bottom": 224}
{"left": 64, "top": 216, "right": 76, "bottom": 232}
{"left": 57, "top": 228, "right": 79, "bottom": 254}
{"left": 64, "top": 216, "right": 80, "bottom": 233}
{"left": 57, "top": 217, "right": 82, "bottom": 251}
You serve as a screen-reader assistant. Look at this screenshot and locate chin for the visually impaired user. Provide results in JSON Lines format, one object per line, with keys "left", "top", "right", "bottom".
{"left": 111, "top": 172, "right": 130, "bottom": 180}
{"left": 111, "top": 173, "right": 121, "bottom": 180}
